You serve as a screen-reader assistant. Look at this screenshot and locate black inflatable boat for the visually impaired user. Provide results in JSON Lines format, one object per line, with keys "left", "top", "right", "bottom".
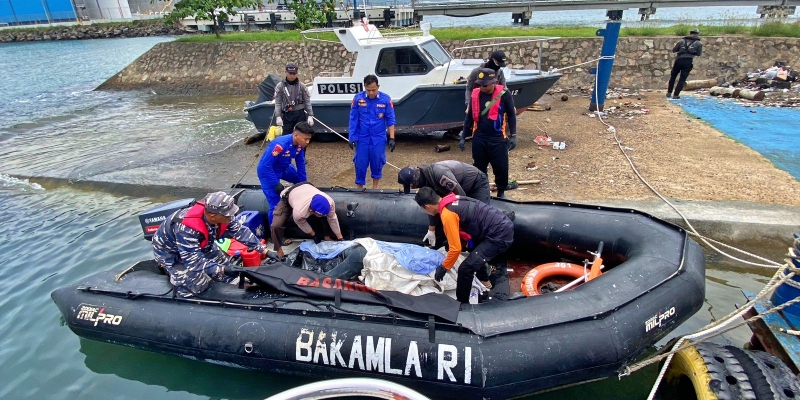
{"left": 51, "top": 187, "right": 706, "bottom": 399}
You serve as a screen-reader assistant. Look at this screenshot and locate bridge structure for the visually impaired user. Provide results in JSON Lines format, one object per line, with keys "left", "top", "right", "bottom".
{"left": 411, "top": 0, "right": 799, "bottom": 25}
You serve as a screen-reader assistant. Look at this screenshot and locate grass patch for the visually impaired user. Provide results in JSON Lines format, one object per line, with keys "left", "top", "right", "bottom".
{"left": 752, "top": 21, "right": 800, "bottom": 37}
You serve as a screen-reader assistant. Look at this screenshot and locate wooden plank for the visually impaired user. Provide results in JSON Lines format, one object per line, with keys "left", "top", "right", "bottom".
{"left": 743, "top": 290, "right": 800, "bottom": 374}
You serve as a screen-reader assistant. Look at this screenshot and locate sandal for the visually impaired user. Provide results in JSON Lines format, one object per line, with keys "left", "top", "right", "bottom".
{"left": 283, "top": 239, "right": 292, "bottom": 246}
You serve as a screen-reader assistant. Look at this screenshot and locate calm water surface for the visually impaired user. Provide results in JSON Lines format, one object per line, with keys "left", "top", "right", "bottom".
{"left": 0, "top": 33, "right": 791, "bottom": 400}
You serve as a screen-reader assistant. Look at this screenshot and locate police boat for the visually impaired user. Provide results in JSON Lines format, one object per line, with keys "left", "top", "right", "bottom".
{"left": 244, "top": 21, "right": 562, "bottom": 142}
{"left": 51, "top": 186, "right": 705, "bottom": 399}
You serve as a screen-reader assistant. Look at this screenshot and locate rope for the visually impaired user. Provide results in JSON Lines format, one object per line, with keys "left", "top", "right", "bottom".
{"left": 233, "top": 113, "right": 274, "bottom": 187}
{"left": 312, "top": 115, "right": 402, "bottom": 171}
{"left": 582, "top": 53, "right": 797, "bottom": 398}
{"left": 549, "top": 57, "right": 606, "bottom": 73}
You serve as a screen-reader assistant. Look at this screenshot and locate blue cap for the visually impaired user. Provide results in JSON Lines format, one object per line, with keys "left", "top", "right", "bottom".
{"left": 310, "top": 194, "right": 331, "bottom": 215}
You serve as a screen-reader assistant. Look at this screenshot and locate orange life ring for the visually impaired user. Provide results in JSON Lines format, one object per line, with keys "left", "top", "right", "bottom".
{"left": 521, "top": 262, "right": 587, "bottom": 296}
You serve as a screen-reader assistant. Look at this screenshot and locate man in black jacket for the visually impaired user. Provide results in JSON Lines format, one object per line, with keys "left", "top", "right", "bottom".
{"left": 460, "top": 68, "right": 517, "bottom": 199}
{"left": 398, "top": 160, "right": 491, "bottom": 247}
{"left": 667, "top": 29, "right": 703, "bottom": 99}
{"left": 465, "top": 50, "right": 507, "bottom": 105}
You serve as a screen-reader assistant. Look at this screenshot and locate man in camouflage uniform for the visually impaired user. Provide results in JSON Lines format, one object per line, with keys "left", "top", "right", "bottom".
{"left": 152, "top": 191, "right": 277, "bottom": 298}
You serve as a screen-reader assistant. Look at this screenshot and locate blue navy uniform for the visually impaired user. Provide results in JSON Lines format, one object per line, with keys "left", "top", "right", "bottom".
{"left": 257, "top": 134, "right": 307, "bottom": 224}
{"left": 348, "top": 91, "right": 396, "bottom": 186}
{"left": 152, "top": 207, "right": 267, "bottom": 298}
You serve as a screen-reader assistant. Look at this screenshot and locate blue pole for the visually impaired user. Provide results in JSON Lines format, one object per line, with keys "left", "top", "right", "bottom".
{"left": 589, "top": 14, "right": 622, "bottom": 112}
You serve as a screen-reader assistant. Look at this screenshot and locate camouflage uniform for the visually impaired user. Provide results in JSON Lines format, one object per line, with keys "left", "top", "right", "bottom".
{"left": 152, "top": 204, "right": 267, "bottom": 298}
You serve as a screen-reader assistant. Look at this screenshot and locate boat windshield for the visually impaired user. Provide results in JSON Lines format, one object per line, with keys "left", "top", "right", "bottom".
{"left": 419, "top": 40, "right": 451, "bottom": 66}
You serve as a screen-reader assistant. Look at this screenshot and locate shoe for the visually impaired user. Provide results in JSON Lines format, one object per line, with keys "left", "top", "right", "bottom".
{"left": 506, "top": 181, "right": 519, "bottom": 190}
{"left": 672, "top": 95, "right": 680, "bottom": 99}
{"left": 496, "top": 193, "right": 507, "bottom": 199}
{"left": 665, "top": 93, "right": 672, "bottom": 98}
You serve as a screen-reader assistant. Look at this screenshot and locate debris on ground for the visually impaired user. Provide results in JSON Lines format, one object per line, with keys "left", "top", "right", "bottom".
{"left": 561, "top": 94, "right": 569, "bottom": 101}
{"left": 528, "top": 102, "right": 552, "bottom": 111}
{"left": 698, "top": 61, "right": 800, "bottom": 108}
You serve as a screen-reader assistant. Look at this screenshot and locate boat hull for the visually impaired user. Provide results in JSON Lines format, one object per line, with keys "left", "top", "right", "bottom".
{"left": 245, "top": 74, "right": 561, "bottom": 142}
{"left": 52, "top": 188, "right": 705, "bottom": 399}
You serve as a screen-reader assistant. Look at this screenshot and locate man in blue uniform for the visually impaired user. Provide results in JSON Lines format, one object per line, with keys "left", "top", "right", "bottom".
{"left": 257, "top": 121, "right": 314, "bottom": 225}
{"left": 348, "top": 74, "right": 396, "bottom": 189}
{"left": 152, "top": 191, "right": 278, "bottom": 298}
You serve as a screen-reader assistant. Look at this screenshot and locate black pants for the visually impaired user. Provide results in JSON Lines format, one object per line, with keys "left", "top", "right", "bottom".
{"left": 281, "top": 109, "right": 307, "bottom": 133}
{"left": 307, "top": 215, "right": 335, "bottom": 243}
{"left": 456, "top": 236, "right": 512, "bottom": 303}
{"left": 667, "top": 58, "right": 693, "bottom": 96}
{"left": 472, "top": 135, "right": 508, "bottom": 196}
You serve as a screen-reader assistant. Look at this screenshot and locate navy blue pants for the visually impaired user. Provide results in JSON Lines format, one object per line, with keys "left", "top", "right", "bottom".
{"left": 258, "top": 165, "right": 301, "bottom": 225}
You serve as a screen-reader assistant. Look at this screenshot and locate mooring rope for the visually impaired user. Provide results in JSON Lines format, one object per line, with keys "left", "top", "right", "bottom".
{"left": 583, "top": 55, "right": 798, "bottom": 399}
{"left": 312, "top": 115, "right": 402, "bottom": 171}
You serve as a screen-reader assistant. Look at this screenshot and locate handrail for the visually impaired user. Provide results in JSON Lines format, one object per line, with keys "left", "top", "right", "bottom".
{"left": 442, "top": 36, "right": 560, "bottom": 85}
{"left": 263, "top": 378, "right": 430, "bottom": 400}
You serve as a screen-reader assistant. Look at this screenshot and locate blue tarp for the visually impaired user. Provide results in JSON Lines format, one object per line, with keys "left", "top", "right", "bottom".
{"left": 300, "top": 240, "right": 443, "bottom": 275}
{"left": 676, "top": 96, "right": 800, "bottom": 181}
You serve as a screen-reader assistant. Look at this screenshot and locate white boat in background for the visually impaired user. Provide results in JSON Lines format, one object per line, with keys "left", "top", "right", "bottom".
{"left": 245, "top": 21, "right": 562, "bottom": 141}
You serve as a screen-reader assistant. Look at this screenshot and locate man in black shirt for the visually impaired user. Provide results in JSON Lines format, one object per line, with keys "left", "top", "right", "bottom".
{"left": 460, "top": 68, "right": 517, "bottom": 199}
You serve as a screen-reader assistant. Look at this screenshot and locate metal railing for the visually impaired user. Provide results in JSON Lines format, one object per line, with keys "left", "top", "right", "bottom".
{"left": 443, "top": 36, "right": 560, "bottom": 84}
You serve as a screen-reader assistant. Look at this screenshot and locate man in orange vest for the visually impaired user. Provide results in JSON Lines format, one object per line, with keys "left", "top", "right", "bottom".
{"left": 152, "top": 191, "right": 278, "bottom": 298}
{"left": 414, "top": 187, "right": 514, "bottom": 303}
{"left": 459, "top": 68, "right": 517, "bottom": 199}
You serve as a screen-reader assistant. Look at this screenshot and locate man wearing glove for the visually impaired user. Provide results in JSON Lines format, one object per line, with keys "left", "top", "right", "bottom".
{"left": 348, "top": 74, "right": 396, "bottom": 189}
{"left": 273, "top": 62, "right": 314, "bottom": 133}
{"left": 414, "top": 187, "right": 514, "bottom": 303}
{"left": 398, "top": 160, "right": 491, "bottom": 247}
{"left": 152, "top": 191, "right": 277, "bottom": 298}
{"left": 461, "top": 68, "right": 517, "bottom": 199}
{"left": 257, "top": 122, "right": 314, "bottom": 225}
{"left": 270, "top": 182, "right": 343, "bottom": 258}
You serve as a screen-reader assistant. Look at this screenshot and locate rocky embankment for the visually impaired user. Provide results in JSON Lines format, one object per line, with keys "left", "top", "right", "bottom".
{"left": 0, "top": 20, "right": 190, "bottom": 43}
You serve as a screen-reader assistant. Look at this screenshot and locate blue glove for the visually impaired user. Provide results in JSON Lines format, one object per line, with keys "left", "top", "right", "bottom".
{"left": 507, "top": 135, "right": 517, "bottom": 151}
{"left": 458, "top": 137, "right": 466, "bottom": 152}
{"left": 388, "top": 139, "right": 396, "bottom": 152}
{"left": 434, "top": 264, "right": 447, "bottom": 282}
{"left": 349, "top": 140, "right": 356, "bottom": 150}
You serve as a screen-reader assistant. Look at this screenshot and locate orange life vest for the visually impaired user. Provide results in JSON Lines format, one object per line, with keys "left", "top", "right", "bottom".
{"left": 180, "top": 202, "right": 228, "bottom": 248}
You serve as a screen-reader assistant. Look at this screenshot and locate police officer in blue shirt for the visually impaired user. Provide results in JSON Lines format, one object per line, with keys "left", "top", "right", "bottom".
{"left": 257, "top": 121, "right": 314, "bottom": 225}
{"left": 348, "top": 74, "right": 396, "bottom": 189}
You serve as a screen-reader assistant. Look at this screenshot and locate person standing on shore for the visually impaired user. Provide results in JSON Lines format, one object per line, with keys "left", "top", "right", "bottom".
{"left": 465, "top": 50, "right": 507, "bottom": 105}
{"left": 460, "top": 68, "right": 517, "bottom": 199}
{"left": 348, "top": 74, "right": 396, "bottom": 189}
{"left": 244, "top": 62, "right": 314, "bottom": 145}
{"left": 666, "top": 28, "right": 702, "bottom": 100}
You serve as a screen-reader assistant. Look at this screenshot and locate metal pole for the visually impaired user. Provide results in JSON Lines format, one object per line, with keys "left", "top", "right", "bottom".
{"left": 41, "top": 0, "right": 53, "bottom": 24}
{"left": 8, "top": 0, "right": 19, "bottom": 25}
{"left": 589, "top": 10, "right": 622, "bottom": 112}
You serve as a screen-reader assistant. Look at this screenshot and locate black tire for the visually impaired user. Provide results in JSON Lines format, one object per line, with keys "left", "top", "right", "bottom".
{"left": 726, "top": 345, "right": 800, "bottom": 400}
{"left": 659, "top": 342, "right": 755, "bottom": 400}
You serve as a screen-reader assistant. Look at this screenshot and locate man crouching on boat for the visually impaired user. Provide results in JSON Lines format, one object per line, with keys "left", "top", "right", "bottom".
{"left": 414, "top": 187, "right": 514, "bottom": 303}
{"left": 270, "top": 182, "right": 344, "bottom": 259}
{"left": 152, "top": 191, "right": 278, "bottom": 298}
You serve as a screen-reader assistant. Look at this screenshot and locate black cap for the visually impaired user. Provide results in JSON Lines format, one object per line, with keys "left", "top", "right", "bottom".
{"left": 690, "top": 28, "right": 700, "bottom": 34}
{"left": 398, "top": 167, "right": 417, "bottom": 194}
{"left": 286, "top": 62, "right": 298, "bottom": 73}
{"left": 490, "top": 50, "right": 507, "bottom": 67}
{"left": 475, "top": 68, "right": 498, "bottom": 86}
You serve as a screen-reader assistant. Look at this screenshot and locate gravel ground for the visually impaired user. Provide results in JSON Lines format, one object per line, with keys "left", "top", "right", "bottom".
{"left": 234, "top": 91, "right": 800, "bottom": 206}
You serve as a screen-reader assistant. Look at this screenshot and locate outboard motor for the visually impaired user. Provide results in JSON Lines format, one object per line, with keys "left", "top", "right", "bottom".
{"left": 256, "top": 74, "right": 282, "bottom": 104}
{"left": 138, "top": 198, "right": 194, "bottom": 240}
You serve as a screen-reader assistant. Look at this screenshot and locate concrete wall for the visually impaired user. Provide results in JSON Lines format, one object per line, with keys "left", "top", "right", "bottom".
{"left": 97, "top": 36, "right": 800, "bottom": 94}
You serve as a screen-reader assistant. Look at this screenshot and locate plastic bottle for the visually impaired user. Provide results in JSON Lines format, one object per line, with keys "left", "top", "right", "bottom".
{"left": 469, "top": 287, "right": 479, "bottom": 304}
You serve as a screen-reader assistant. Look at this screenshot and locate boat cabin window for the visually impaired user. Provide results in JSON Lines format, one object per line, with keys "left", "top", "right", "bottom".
{"left": 375, "top": 47, "right": 431, "bottom": 76}
{"left": 419, "top": 40, "right": 451, "bottom": 66}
